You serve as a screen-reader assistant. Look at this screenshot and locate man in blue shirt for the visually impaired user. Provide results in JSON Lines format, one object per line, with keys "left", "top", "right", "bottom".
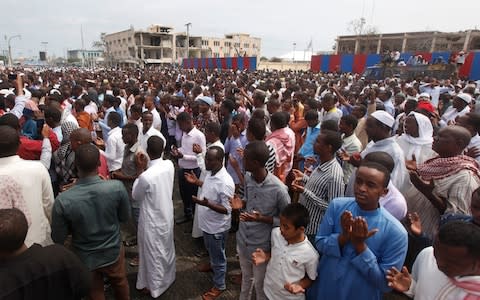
{"left": 297, "top": 110, "right": 321, "bottom": 171}
{"left": 307, "top": 161, "right": 408, "bottom": 300}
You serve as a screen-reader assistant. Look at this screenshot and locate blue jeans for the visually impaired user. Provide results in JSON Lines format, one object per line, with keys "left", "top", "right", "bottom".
{"left": 203, "top": 230, "right": 229, "bottom": 290}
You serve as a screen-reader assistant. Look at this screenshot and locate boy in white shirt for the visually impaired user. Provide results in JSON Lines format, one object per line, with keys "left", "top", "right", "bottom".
{"left": 252, "top": 203, "right": 319, "bottom": 300}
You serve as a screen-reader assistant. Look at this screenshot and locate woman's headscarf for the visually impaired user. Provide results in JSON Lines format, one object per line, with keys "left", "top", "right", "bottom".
{"left": 398, "top": 111, "right": 435, "bottom": 162}
{"left": 403, "top": 111, "right": 433, "bottom": 145}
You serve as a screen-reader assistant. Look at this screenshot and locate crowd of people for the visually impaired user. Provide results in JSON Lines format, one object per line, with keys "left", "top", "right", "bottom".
{"left": 381, "top": 49, "right": 466, "bottom": 67}
{"left": 0, "top": 65, "right": 480, "bottom": 300}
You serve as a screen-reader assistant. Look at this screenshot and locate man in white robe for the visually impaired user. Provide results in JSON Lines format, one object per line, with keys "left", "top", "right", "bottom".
{"left": 346, "top": 111, "right": 410, "bottom": 195}
{"left": 439, "top": 93, "right": 471, "bottom": 127}
{"left": 132, "top": 135, "right": 175, "bottom": 298}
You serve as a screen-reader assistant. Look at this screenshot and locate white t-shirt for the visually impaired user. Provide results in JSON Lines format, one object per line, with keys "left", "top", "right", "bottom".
{"left": 405, "top": 247, "right": 480, "bottom": 300}
{"left": 197, "top": 167, "right": 234, "bottom": 234}
{"left": 104, "top": 126, "right": 125, "bottom": 172}
{"left": 263, "top": 228, "right": 319, "bottom": 300}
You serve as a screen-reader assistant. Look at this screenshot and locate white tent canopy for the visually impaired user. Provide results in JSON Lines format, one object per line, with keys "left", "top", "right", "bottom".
{"left": 278, "top": 50, "right": 313, "bottom": 62}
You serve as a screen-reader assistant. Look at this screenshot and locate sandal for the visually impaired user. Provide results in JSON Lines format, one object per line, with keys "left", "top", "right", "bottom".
{"left": 129, "top": 256, "right": 139, "bottom": 267}
{"left": 123, "top": 239, "right": 137, "bottom": 247}
{"left": 202, "top": 287, "right": 225, "bottom": 300}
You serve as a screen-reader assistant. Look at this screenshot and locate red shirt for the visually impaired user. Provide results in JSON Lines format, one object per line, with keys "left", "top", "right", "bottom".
{"left": 98, "top": 153, "right": 109, "bottom": 179}
{"left": 18, "top": 130, "right": 60, "bottom": 161}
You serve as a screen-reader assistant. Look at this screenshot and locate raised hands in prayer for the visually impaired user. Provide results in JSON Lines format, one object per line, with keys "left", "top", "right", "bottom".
{"left": 229, "top": 194, "right": 244, "bottom": 210}
{"left": 348, "top": 152, "right": 363, "bottom": 168}
{"left": 284, "top": 282, "right": 306, "bottom": 295}
{"left": 192, "top": 143, "right": 202, "bottom": 154}
{"left": 409, "top": 171, "right": 434, "bottom": 194}
{"left": 338, "top": 210, "right": 378, "bottom": 253}
{"left": 192, "top": 195, "right": 209, "bottom": 206}
{"left": 405, "top": 154, "right": 417, "bottom": 171}
{"left": 136, "top": 152, "right": 149, "bottom": 172}
{"left": 170, "top": 145, "right": 183, "bottom": 158}
{"left": 251, "top": 248, "right": 269, "bottom": 266}
{"left": 407, "top": 212, "right": 422, "bottom": 236}
{"left": 386, "top": 266, "right": 412, "bottom": 292}
{"left": 291, "top": 169, "right": 304, "bottom": 182}
{"left": 465, "top": 146, "right": 480, "bottom": 159}
{"left": 291, "top": 182, "right": 305, "bottom": 193}
{"left": 350, "top": 217, "right": 379, "bottom": 253}
{"left": 184, "top": 170, "right": 200, "bottom": 186}
{"left": 240, "top": 210, "right": 261, "bottom": 222}
{"left": 337, "top": 149, "right": 350, "bottom": 161}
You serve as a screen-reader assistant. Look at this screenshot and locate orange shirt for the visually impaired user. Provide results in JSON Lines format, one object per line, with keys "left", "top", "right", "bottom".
{"left": 76, "top": 111, "right": 93, "bottom": 131}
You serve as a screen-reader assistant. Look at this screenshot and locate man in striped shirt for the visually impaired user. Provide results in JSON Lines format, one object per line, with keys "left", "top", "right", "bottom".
{"left": 293, "top": 130, "right": 345, "bottom": 242}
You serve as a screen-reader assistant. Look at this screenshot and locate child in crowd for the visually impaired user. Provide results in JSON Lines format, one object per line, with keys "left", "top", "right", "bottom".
{"left": 251, "top": 203, "right": 319, "bottom": 300}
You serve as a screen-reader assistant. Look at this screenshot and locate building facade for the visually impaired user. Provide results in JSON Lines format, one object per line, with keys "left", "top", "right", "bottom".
{"left": 67, "top": 49, "right": 103, "bottom": 60}
{"left": 201, "top": 33, "right": 261, "bottom": 58}
{"left": 104, "top": 25, "right": 175, "bottom": 66}
{"left": 104, "top": 25, "right": 261, "bottom": 67}
{"left": 336, "top": 29, "right": 480, "bottom": 55}
{"left": 67, "top": 49, "right": 103, "bottom": 67}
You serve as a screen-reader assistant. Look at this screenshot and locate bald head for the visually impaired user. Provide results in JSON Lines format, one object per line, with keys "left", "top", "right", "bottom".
{"left": 70, "top": 128, "right": 93, "bottom": 151}
{"left": 446, "top": 126, "right": 472, "bottom": 150}
{"left": 0, "top": 126, "right": 20, "bottom": 158}
{"left": 434, "top": 126, "right": 472, "bottom": 157}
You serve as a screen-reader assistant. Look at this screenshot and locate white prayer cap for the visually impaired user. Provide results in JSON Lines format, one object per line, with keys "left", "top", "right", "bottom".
{"left": 418, "top": 93, "right": 431, "bottom": 100}
{"left": 0, "top": 89, "right": 14, "bottom": 96}
{"left": 371, "top": 111, "right": 395, "bottom": 128}
{"left": 456, "top": 93, "right": 472, "bottom": 104}
{"left": 49, "top": 89, "right": 61, "bottom": 95}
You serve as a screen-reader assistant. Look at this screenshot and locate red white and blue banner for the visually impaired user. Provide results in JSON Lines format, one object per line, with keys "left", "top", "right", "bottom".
{"left": 182, "top": 56, "right": 257, "bottom": 71}
{"left": 310, "top": 51, "right": 480, "bottom": 80}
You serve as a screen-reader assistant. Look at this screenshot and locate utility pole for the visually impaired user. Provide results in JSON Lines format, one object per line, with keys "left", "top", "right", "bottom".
{"left": 185, "top": 22, "right": 192, "bottom": 59}
{"left": 292, "top": 42, "right": 296, "bottom": 62}
{"left": 81, "top": 25, "right": 85, "bottom": 67}
{"left": 7, "top": 35, "right": 21, "bottom": 67}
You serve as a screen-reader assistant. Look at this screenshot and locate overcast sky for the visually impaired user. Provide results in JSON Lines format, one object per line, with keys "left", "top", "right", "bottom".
{"left": 2, "top": 0, "right": 479, "bottom": 59}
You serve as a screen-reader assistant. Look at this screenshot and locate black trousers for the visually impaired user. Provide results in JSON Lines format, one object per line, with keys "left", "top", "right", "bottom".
{"left": 178, "top": 167, "right": 201, "bottom": 218}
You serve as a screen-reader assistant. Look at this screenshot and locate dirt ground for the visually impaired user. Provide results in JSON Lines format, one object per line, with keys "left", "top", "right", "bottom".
{"left": 105, "top": 168, "right": 411, "bottom": 300}
{"left": 106, "top": 170, "right": 241, "bottom": 300}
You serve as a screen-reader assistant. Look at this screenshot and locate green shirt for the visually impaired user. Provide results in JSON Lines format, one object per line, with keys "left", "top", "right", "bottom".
{"left": 51, "top": 176, "right": 131, "bottom": 270}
